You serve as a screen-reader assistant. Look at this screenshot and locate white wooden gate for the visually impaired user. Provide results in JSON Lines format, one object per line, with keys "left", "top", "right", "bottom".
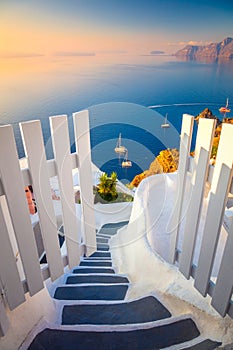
{"left": 0, "top": 110, "right": 96, "bottom": 336}
{"left": 169, "top": 114, "right": 233, "bottom": 318}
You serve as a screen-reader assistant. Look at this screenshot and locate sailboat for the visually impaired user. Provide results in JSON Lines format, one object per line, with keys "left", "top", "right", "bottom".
{"left": 219, "top": 98, "right": 230, "bottom": 113}
{"left": 115, "top": 133, "right": 127, "bottom": 153}
{"left": 161, "top": 113, "right": 170, "bottom": 128}
{"left": 122, "top": 149, "right": 132, "bottom": 168}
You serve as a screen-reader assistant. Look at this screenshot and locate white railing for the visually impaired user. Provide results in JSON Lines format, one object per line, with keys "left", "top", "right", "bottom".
{"left": 0, "top": 110, "right": 96, "bottom": 336}
{"left": 167, "top": 115, "right": 233, "bottom": 319}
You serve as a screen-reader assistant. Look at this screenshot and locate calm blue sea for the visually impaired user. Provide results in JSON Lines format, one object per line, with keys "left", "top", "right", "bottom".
{"left": 1, "top": 54, "right": 233, "bottom": 182}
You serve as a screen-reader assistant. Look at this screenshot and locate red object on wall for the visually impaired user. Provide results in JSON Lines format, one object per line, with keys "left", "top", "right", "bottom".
{"left": 25, "top": 186, "right": 37, "bottom": 215}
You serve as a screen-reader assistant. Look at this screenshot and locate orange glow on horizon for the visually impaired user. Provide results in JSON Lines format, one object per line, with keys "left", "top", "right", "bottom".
{"left": 0, "top": 13, "right": 175, "bottom": 58}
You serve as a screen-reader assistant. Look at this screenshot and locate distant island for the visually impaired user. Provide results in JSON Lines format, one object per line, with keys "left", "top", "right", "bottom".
{"left": 174, "top": 37, "right": 233, "bottom": 60}
{"left": 150, "top": 50, "right": 165, "bottom": 55}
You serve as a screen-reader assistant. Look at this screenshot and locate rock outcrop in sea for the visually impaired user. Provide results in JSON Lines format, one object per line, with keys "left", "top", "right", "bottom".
{"left": 174, "top": 37, "right": 233, "bottom": 60}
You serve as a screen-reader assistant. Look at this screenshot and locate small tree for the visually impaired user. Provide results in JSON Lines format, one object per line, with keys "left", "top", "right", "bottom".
{"left": 97, "top": 172, "right": 118, "bottom": 202}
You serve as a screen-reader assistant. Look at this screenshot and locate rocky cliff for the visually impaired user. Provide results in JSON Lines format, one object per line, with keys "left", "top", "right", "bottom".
{"left": 130, "top": 148, "right": 179, "bottom": 187}
{"left": 175, "top": 37, "right": 233, "bottom": 59}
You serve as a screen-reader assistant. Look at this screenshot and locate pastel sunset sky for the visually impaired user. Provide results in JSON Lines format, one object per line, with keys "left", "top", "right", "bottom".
{"left": 0, "top": 0, "right": 233, "bottom": 57}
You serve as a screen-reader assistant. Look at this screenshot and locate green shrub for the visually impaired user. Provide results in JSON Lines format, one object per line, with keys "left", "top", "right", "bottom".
{"left": 97, "top": 172, "right": 118, "bottom": 202}
{"left": 94, "top": 172, "right": 134, "bottom": 204}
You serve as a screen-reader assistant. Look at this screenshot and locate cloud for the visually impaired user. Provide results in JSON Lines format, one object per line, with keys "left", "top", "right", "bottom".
{"left": 178, "top": 40, "right": 211, "bottom": 46}
{"left": 167, "top": 40, "right": 211, "bottom": 47}
{"left": 53, "top": 51, "right": 95, "bottom": 57}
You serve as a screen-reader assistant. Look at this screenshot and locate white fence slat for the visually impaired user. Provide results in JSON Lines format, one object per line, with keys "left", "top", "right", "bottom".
{"left": 73, "top": 110, "right": 96, "bottom": 256}
{"left": 50, "top": 115, "right": 80, "bottom": 268}
{"left": 194, "top": 123, "right": 233, "bottom": 296}
{"left": 0, "top": 296, "right": 9, "bottom": 337}
{"left": 168, "top": 114, "right": 194, "bottom": 263}
{"left": 211, "top": 219, "right": 233, "bottom": 316}
{"left": 179, "top": 118, "right": 216, "bottom": 278}
{"left": 0, "top": 125, "right": 43, "bottom": 296}
{"left": 71, "top": 152, "right": 79, "bottom": 169}
{"left": 0, "top": 179, "right": 3, "bottom": 197}
{"left": 20, "top": 121, "right": 64, "bottom": 281}
{"left": 0, "top": 199, "right": 25, "bottom": 310}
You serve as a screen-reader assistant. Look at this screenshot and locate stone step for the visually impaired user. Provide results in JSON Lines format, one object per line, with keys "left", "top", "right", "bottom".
{"left": 96, "top": 234, "right": 111, "bottom": 239}
{"left": 96, "top": 237, "right": 109, "bottom": 244}
{"left": 98, "top": 222, "right": 128, "bottom": 236}
{"left": 80, "top": 260, "right": 112, "bottom": 267}
{"left": 66, "top": 274, "right": 129, "bottom": 285}
{"left": 177, "top": 339, "right": 221, "bottom": 349}
{"left": 97, "top": 244, "right": 109, "bottom": 251}
{"left": 62, "top": 296, "right": 171, "bottom": 325}
{"left": 73, "top": 267, "right": 115, "bottom": 274}
{"left": 89, "top": 251, "right": 111, "bottom": 258}
{"left": 98, "top": 228, "right": 122, "bottom": 236}
{"left": 53, "top": 284, "right": 128, "bottom": 301}
{"left": 83, "top": 257, "right": 111, "bottom": 261}
{"left": 27, "top": 318, "right": 201, "bottom": 350}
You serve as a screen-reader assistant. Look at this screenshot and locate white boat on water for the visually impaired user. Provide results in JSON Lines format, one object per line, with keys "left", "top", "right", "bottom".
{"left": 122, "top": 149, "right": 132, "bottom": 168}
{"left": 115, "top": 133, "right": 127, "bottom": 153}
{"left": 161, "top": 113, "right": 170, "bottom": 128}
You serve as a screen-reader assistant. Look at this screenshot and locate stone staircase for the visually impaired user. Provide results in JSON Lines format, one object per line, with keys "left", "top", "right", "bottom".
{"left": 27, "top": 223, "right": 221, "bottom": 349}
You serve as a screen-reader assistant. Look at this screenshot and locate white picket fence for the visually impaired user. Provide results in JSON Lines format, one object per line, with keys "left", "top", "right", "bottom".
{"left": 0, "top": 110, "right": 233, "bottom": 337}
{"left": 0, "top": 110, "right": 96, "bottom": 336}
{"left": 168, "top": 114, "right": 233, "bottom": 319}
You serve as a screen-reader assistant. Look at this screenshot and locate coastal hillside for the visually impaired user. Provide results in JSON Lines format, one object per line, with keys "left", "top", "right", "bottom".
{"left": 174, "top": 37, "right": 233, "bottom": 59}
{"left": 130, "top": 148, "right": 179, "bottom": 187}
